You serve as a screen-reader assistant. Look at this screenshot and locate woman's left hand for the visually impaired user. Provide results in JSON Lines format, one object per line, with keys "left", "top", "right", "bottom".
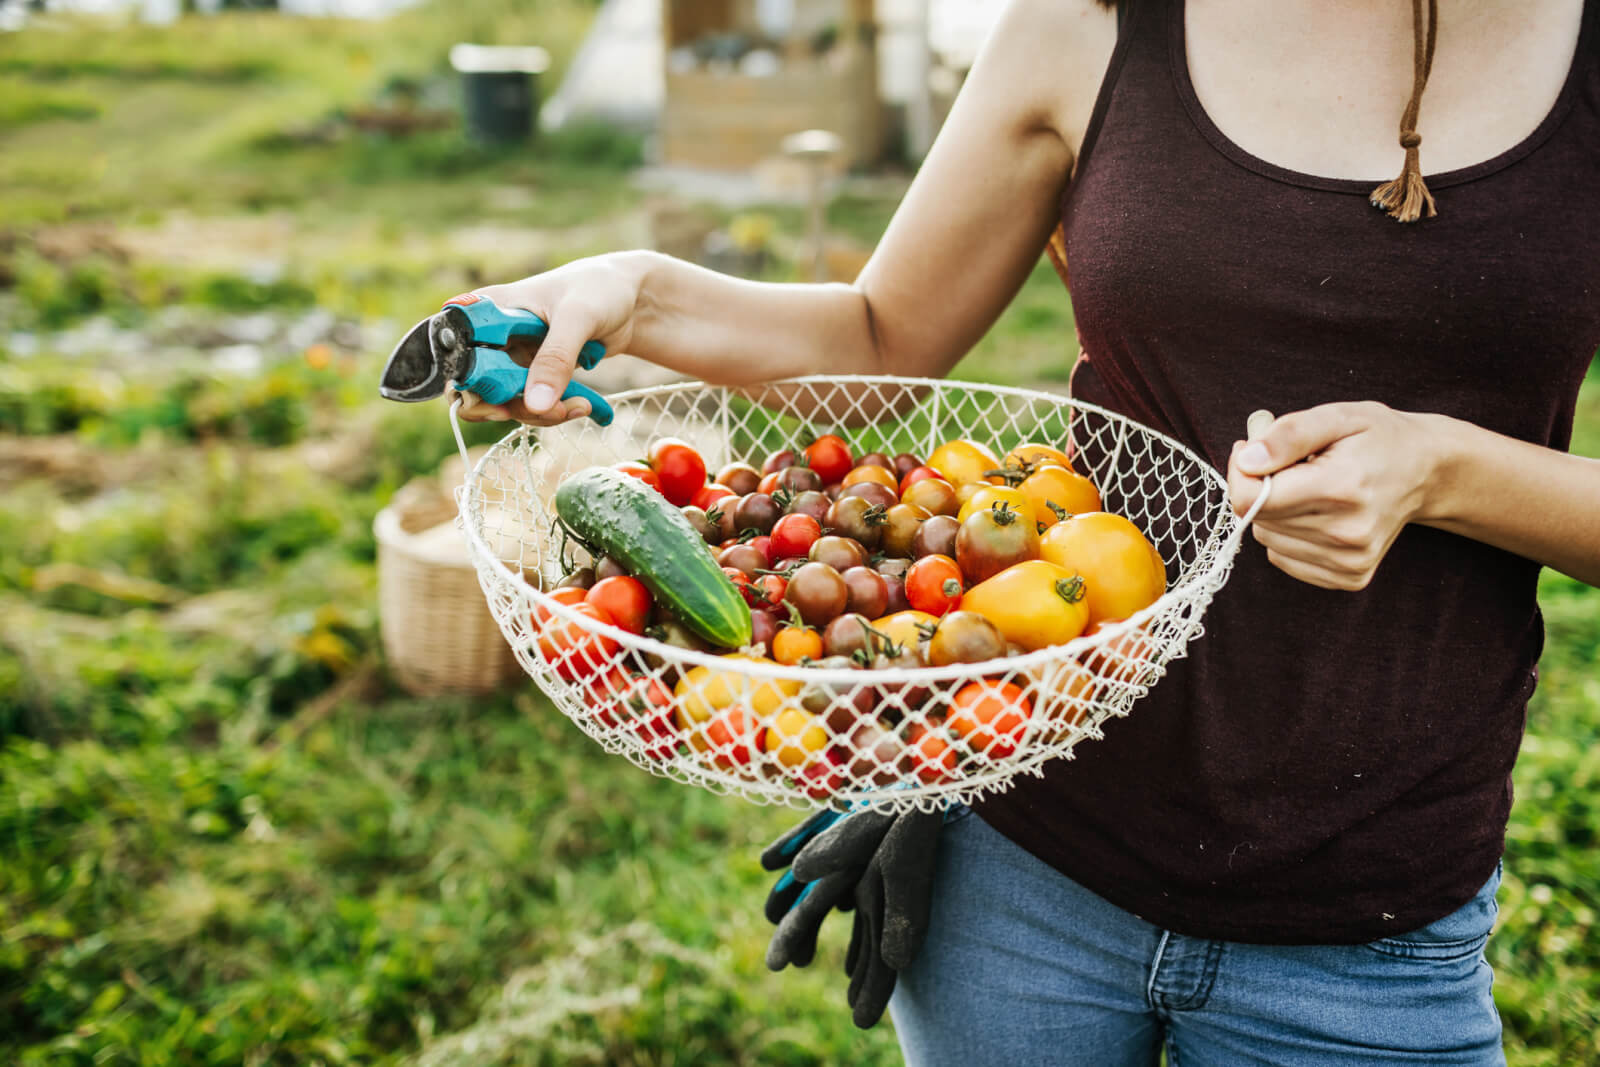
{"left": 1227, "top": 401, "right": 1440, "bottom": 591}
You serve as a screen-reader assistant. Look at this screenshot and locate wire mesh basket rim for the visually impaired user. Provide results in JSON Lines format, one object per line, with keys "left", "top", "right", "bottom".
{"left": 455, "top": 374, "right": 1247, "bottom": 687}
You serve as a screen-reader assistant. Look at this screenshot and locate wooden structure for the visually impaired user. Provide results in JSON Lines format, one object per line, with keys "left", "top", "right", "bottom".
{"left": 659, "top": 0, "right": 883, "bottom": 170}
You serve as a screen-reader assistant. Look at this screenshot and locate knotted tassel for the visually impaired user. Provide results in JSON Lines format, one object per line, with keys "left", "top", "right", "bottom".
{"left": 1370, "top": 0, "right": 1439, "bottom": 222}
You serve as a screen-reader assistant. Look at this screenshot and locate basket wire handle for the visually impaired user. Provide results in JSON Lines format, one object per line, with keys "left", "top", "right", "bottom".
{"left": 448, "top": 389, "right": 473, "bottom": 471}
{"left": 1236, "top": 408, "right": 1276, "bottom": 530}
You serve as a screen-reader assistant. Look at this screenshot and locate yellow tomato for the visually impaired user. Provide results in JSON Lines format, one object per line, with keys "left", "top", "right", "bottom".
{"left": 956, "top": 485, "right": 1038, "bottom": 529}
{"left": 1039, "top": 513, "right": 1166, "bottom": 626}
{"left": 1003, "top": 442, "right": 1074, "bottom": 474}
{"left": 954, "top": 480, "right": 990, "bottom": 509}
{"left": 764, "top": 707, "right": 829, "bottom": 769}
{"left": 871, "top": 610, "right": 940, "bottom": 650}
{"left": 674, "top": 653, "right": 801, "bottom": 727}
{"left": 1018, "top": 465, "right": 1102, "bottom": 530}
{"left": 959, "top": 560, "right": 1091, "bottom": 651}
{"left": 926, "top": 438, "right": 1004, "bottom": 487}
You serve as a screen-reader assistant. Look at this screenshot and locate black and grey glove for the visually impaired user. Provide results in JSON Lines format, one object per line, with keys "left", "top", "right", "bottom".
{"left": 764, "top": 805, "right": 944, "bottom": 1028}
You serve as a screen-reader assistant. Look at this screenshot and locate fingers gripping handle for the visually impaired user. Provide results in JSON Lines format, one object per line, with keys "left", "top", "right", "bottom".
{"left": 1238, "top": 408, "right": 1274, "bottom": 529}
{"left": 447, "top": 296, "right": 611, "bottom": 423}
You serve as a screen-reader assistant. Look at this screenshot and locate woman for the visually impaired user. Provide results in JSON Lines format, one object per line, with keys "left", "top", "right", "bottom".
{"left": 461, "top": 0, "right": 1600, "bottom": 1061}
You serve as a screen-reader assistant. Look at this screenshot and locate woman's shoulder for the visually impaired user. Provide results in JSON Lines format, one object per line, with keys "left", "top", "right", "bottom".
{"left": 980, "top": 0, "right": 1121, "bottom": 163}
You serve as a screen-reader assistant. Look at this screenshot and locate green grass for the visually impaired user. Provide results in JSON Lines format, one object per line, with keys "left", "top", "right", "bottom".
{"left": 0, "top": 2, "right": 1597, "bottom": 1062}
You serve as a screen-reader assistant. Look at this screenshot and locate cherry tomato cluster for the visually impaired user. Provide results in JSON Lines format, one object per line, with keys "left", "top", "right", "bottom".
{"left": 546, "top": 433, "right": 1167, "bottom": 790}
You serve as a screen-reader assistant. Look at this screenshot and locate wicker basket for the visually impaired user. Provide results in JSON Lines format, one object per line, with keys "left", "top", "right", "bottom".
{"left": 375, "top": 489, "right": 521, "bottom": 696}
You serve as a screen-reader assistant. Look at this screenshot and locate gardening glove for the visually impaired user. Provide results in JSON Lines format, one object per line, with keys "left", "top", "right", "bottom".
{"left": 760, "top": 806, "right": 847, "bottom": 924}
{"left": 763, "top": 807, "right": 895, "bottom": 971}
{"left": 828, "top": 808, "right": 945, "bottom": 1029}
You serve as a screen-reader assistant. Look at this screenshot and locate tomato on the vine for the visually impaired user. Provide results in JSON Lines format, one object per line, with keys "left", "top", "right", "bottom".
{"left": 585, "top": 575, "right": 652, "bottom": 635}
{"left": 905, "top": 555, "right": 964, "bottom": 617}
{"left": 648, "top": 438, "right": 708, "bottom": 507}
{"left": 747, "top": 573, "right": 787, "bottom": 612}
{"left": 536, "top": 601, "right": 621, "bottom": 682}
{"left": 804, "top": 434, "right": 854, "bottom": 485}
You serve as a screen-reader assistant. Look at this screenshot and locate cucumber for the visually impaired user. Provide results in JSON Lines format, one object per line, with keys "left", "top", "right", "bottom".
{"left": 555, "top": 466, "right": 752, "bottom": 649}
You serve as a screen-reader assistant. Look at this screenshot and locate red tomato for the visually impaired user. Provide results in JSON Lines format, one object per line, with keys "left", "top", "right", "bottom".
{"left": 748, "top": 574, "right": 787, "bottom": 612}
{"left": 770, "top": 513, "right": 823, "bottom": 560}
{"left": 904, "top": 555, "right": 964, "bottom": 617}
{"left": 582, "top": 663, "right": 637, "bottom": 725}
{"left": 692, "top": 483, "right": 737, "bottom": 512}
{"left": 758, "top": 470, "right": 782, "bottom": 495}
{"left": 585, "top": 576, "right": 652, "bottom": 635}
{"left": 804, "top": 434, "right": 854, "bottom": 485}
{"left": 614, "top": 675, "right": 679, "bottom": 761}
{"left": 722, "top": 566, "right": 754, "bottom": 599}
{"left": 614, "top": 460, "right": 661, "bottom": 493}
{"left": 648, "top": 438, "right": 708, "bottom": 507}
{"left": 532, "top": 586, "right": 588, "bottom": 629}
{"left": 747, "top": 534, "right": 774, "bottom": 562}
{"left": 536, "top": 602, "right": 621, "bottom": 682}
{"left": 703, "top": 706, "right": 764, "bottom": 771}
{"left": 899, "top": 465, "right": 949, "bottom": 495}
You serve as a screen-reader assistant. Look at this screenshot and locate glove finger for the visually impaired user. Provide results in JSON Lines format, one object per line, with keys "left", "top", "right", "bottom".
{"left": 846, "top": 868, "right": 896, "bottom": 1029}
{"left": 760, "top": 807, "right": 841, "bottom": 871}
{"left": 763, "top": 870, "right": 809, "bottom": 925}
{"left": 850, "top": 941, "right": 899, "bottom": 1029}
{"left": 792, "top": 809, "right": 894, "bottom": 882}
{"left": 878, "top": 810, "right": 945, "bottom": 969}
{"left": 766, "top": 869, "right": 857, "bottom": 972}
{"left": 843, "top": 892, "right": 868, "bottom": 979}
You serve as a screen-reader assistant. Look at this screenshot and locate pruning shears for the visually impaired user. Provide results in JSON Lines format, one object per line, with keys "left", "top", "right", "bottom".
{"left": 378, "top": 292, "right": 614, "bottom": 425}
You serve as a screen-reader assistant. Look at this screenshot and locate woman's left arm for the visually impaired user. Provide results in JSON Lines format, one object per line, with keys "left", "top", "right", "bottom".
{"left": 1227, "top": 401, "right": 1600, "bottom": 590}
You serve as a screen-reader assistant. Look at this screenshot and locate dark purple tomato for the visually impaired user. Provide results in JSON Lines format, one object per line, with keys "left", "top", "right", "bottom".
{"left": 706, "top": 500, "right": 739, "bottom": 541}
{"left": 911, "top": 514, "right": 960, "bottom": 559}
{"left": 785, "top": 562, "right": 849, "bottom": 628}
{"left": 856, "top": 452, "right": 895, "bottom": 472}
{"left": 718, "top": 542, "right": 769, "bottom": 578}
{"left": 763, "top": 449, "right": 797, "bottom": 475}
{"left": 593, "top": 557, "right": 627, "bottom": 581}
{"left": 841, "top": 481, "right": 899, "bottom": 512}
{"left": 733, "top": 492, "right": 783, "bottom": 535}
{"left": 801, "top": 655, "right": 877, "bottom": 735}
{"left": 882, "top": 573, "right": 911, "bottom": 614}
{"left": 716, "top": 462, "right": 762, "bottom": 496}
{"left": 776, "top": 464, "right": 824, "bottom": 494}
{"left": 748, "top": 608, "right": 779, "bottom": 656}
{"left": 841, "top": 566, "right": 890, "bottom": 619}
{"left": 880, "top": 502, "right": 930, "bottom": 559}
{"left": 892, "top": 452, "right": 923, "bottom": 478}
{"left": 556, "top": 567, "right": 595, "bottom": 591}
{"left": 822, "top": 613, "right": 876, "bottom": 660}
{"left": 809, "top": 535, "right": 867, "bottom": 573}
{"left": 681, "top": 505, "right": 717, "bottom": 543}
{"left": 926, "top": 611, "right": 1007, "bottom": 666}
{"left": 786, "top": 489, "right": 832, "bottom": 523}
{"left": 955, "top": 503, "right": 1040, "bottom": 584}
{"left": 825, "top": 496, "right": 886, "bottom": 550}
{"left": 824, "top": 482, "right": 844, "bottom": 500}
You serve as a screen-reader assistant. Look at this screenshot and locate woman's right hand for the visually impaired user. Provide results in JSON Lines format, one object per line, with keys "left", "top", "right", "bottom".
{"left": 455, "top": 252, "right": 648, "bottom": 427}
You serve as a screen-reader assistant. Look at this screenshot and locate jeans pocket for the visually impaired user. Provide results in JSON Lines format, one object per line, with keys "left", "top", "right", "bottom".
{"left": 1364, "top": 863, "right": 1501, "bottom": 962}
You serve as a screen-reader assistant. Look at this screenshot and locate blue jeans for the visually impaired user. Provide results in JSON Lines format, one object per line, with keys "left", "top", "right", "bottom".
{"left": 890, "top": 807, "right": 1504, "bottom": 1066}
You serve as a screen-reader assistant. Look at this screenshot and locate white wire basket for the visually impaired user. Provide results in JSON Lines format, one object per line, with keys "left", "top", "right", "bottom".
{"left": 452, "top": 375, "right": 1262, "bottom": 814}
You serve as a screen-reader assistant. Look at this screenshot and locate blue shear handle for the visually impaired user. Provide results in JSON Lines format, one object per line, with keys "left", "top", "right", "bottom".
{"left": 456, "top": 300, "right": 608, "bottom": 370}
{"left": 456, "top": 350, "right": 614, "bottom": 425}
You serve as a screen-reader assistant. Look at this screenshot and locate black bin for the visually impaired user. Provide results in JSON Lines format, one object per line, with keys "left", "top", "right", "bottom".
{"left": 450, "top": 44, "right": 551, "bottom": 143}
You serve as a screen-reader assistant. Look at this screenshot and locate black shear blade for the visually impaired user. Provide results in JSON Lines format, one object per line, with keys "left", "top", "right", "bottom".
{"left": 379, "top": 317, "right": 448, "bottom": 402}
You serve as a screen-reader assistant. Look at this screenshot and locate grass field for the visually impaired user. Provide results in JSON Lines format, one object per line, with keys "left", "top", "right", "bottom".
{"left": 1, "top": 4, "right": 1596, "bottom": 1064}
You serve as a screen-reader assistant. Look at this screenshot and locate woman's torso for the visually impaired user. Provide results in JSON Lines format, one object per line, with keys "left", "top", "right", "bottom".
{"left": 975, "top": 0, "right": 1600, "bottom": 943}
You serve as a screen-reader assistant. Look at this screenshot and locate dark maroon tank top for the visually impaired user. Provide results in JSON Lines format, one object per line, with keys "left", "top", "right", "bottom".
{"left": 975, "top": 0, "right": 1600, "bottom": 944}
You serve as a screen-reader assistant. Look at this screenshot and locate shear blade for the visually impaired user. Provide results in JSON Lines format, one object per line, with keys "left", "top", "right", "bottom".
{"left": 379, "top": 317, "right": 447, "bottom": 402}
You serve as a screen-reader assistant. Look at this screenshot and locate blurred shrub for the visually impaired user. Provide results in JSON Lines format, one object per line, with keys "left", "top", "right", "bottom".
{"left": 0, "top": 79, "right": 101, "bottom": 126}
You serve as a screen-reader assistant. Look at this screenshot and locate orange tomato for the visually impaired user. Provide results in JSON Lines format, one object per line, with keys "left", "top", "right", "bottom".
{"left": 926, "top": 439, "right": 1004, "bottom": 487}
{"left": 871, "top": 610, "right": 940, "bottom": 651}
{"left": 946, "top": 681, "right": 1033, "bottom": 761}
{"left": 905, "top": 720, "right": 961, "bottom": 783}
{"left": 1018, "top": 466, "right": 1102, "bottom": 530}
{"left": 772, "top": 625, "right": 823, "bottom": 665}
{"left": 959, "top": 559, "right": 1091, "bottom": 651}
{"left": 1039, "top": 513, "right": 1166, "bottom": 626}
{"left": 841, "top": 465, "right": 900, "bottom": 491}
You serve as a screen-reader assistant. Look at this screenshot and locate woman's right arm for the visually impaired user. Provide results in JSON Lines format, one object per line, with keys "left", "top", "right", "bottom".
{"left": 466, "top": 0, "right": 1117, "bottom": 425}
